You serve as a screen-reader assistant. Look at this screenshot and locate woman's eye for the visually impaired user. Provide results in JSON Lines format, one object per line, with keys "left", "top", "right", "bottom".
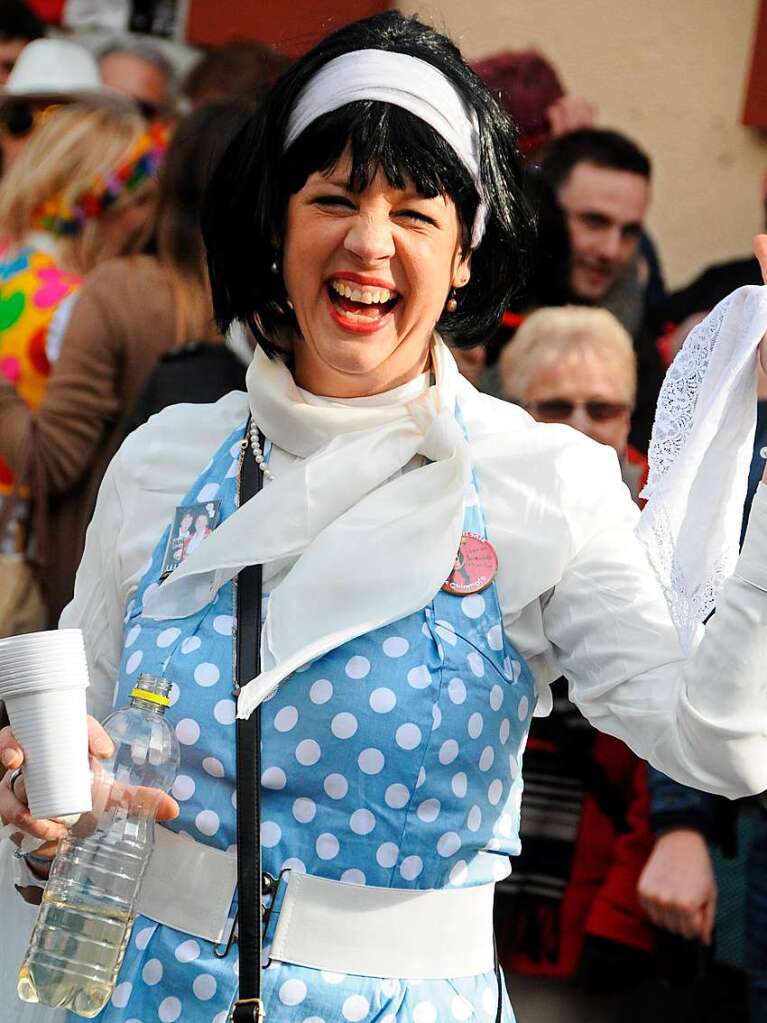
{"left": 313, "top": 195, "right": 356, "bottom": 210}
{"left": 396, "top": 209, "right": 438, "bottom": 226}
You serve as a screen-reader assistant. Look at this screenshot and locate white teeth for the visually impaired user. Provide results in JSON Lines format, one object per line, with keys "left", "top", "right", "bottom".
{"left": 330, "top": 280, "right": 394, "bottom": 304}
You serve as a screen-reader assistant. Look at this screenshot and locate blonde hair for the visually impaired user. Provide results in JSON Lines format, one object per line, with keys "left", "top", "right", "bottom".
{"left": 499, "top": 305, "right": 637, "bottom": 407}
{"left": 0, "top": 104, "right": 151, "bottom": 274}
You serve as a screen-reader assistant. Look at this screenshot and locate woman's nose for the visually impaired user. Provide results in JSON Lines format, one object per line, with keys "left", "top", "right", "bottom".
{"left": 343, "top": 213, "right": 396, "bottom": 263}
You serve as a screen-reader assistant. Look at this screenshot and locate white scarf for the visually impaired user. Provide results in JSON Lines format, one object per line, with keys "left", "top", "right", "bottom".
{"left": 144, "top": 337, "right": 471, "bottom": 719}
{"left": 637, "top": 284, "right": 767, "bottom": 652}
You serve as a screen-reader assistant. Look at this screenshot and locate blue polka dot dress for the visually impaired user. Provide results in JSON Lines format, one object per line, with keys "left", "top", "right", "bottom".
{"left": 83, "top": 418, "right": 536, "bottom": 1023}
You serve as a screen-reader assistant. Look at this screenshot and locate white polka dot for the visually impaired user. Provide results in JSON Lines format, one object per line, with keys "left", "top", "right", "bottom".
{"left": 202, "top": 756, "right": 225, "bottom": 778}
{"left": 142, "top": 958, "right": 163, "bottom": 985}
{"left": 449, "top": 860, "right": 469, "bottom": 885}
{"left": 230, "top": 440, "right": 243, "bottom": 458}
{"left": 385, "top": 783, "right": 409, "bottom": 809}
{"left": 432, "top": 705, "right": 442, "bottom": 731}
{"left": 381, "top": 978, "right": 400, "bottom": 997}
{"left": 461, "top": 593, "right": 485, "bottom": 619}
{"left": 295, "top": 739, "right": 321, "bottom": 765}
{"left": 517, "top": 694, "right": 529, "bottom": 721}
{"left": 279, "top": 979, "right": 307, "bottom": 1006}
{"left": 181, "top": 636, "right": 202, "bottom": 654}
{"left": 358, "top": 748, "right": 384, "bottom": 774}
{"left": 262, "top": 765, "right": 286, "bottom": 789}
{"left": 341, "top": 868, "right": 365, "bottom": 884}
{"left": 383, "top": 636, "right": 409, "bottom": 657}
{"left": 413, "top": 1001, "right": 437, "bottom": 1023}
{"left": 316, "top": 833, "right": 340, "bottom": 860}
{"left": 467, "top": 805, "right": 482, "bottom": 831}
{"left": 212, "top": 1014, "right": 228, "bottom": 1023}
{"left": 143, "top": 581, "right": 159, "bottom": 604}
{"left": 479, "top": 746, "right": 495, "bottom": 771}
{"left": 324, "top": 773, "right": 348, "bottom": 799}
{"left": 505, "top": 657, "right": 522, "bottom": 682}
{"left": 468, "top": 712, "right": 484, "bottom": 739}
{"left": 482, "top": 986, "right": 498, "bottom": 1014}
{"left": 331, "top": 712, "right": 358, "bottom": 739}
{"left": 111, "top": 981, "right": 132, "bottom": 1007}
{"left": 274, "top": 705, "right": 299, "bottom": 732}
{"left": 195, "top": 809, "right": 220, "bottom": 836}
{"left": 350, "top": 809, "right": 376, "bottom": 835}
{"left": 435, "top": 620, "right": 457, "bottom": 645}
{"left": 124, "top": 624, "right": 141, "bottom": 648}
{"left": 452, "top": 772, "right": 468, "bottom": 798}
{"left": 321, "top": 971, "right": 347, "bottom": 984}
{"left": 370, "top": 687, "right": 396, "bottom": 713}
{"left": 486, "top": 624, "right": 503, "bottom": 651}
{"left": 211, "top": 615, "right": 232, "bottom": 638}
{"left": 214, "top": 699, "right": 236, "bottom": 725}
{"left": 452, "top": 994, "right": 473, "bottom": 1020}
{"left": 345, "top": 656, "right": 370, "bottom": 679}
{"left": 417, "top": 798, "right": 440, "bottom": 823}
{"left": 407, "top": 664, "right": 431, "bottom": 689}
{"left": 509, "top": 752, "right": 519, "bottom": 778}
{"left": 168, "top": 682, "right": 180, "bottom": 707}
{"left": 175, "top": 718, "right": 200, "bottom": 745}
{"left": 416, "top": 766, "right": 427, "bottom": 788}
{"left": 261, "top": 820, "right": 282, "bottom": 847}
{"left": 158, "top": 996, "right": 182, "bottom": 1022}
{"left": 135, "top": 924, "right": 155, "bottom": 950}
{"left": 156, "top": 627, "right": 181, "bottom": 649}
{"left": 342, "top": 995, "right": 370, "bottom": 1021}
{"left": 376, "top": 842, "right": 399, "bottom": 868}
{"left": 293, "top": 798, "right": 316, "bottom": 823}
{"left": 488, "top": 779, "right": 503, "bottom": 805}
{"left": 196, "top": 482, "right": 220, "bottom": 502}
{"left": 499, "top": 718, "right": 510, "bottom": 744}
{"left": 448, "top": 677, "right": 467, "bottom": 704}
{"left": 191, "top": 974, "right": 216, "bottom": 1001}
{"left": 310, "top": 679, "right": 333, "bottom": 704}
{"left": 467, "top": 651, "right": 485, "bottom": 677}
{"left": 437, "top": 831, "right": 461, "bottom": 857}
{"left": 172, "top": 774, "right": 195, "bottom": 801}
{"left": 395, "top": 723, "right": 422, "bottom": 750}
{"left": 439, "top": 739, "right": 459, "bottom": 764}
{"left": 490, "top": 684, "right": 504, "bottom": 712}
{"left": 399, "top": 855, "right": 423, "bottom": 880}
{"left": 125, "top": 650, "right": 143, "bottom": 674}
{"left": 194, "top": 662, "right": 220, "bottom": 687}
{"left": 175, "top": 939, "right": 200, "bottom": 962}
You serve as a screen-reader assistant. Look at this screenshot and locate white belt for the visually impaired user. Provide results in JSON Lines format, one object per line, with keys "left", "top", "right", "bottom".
{"left": 137, "top": 826, "right": 237, "bottom": 944}
{"left": 269, "top": 870, "right": 496, "bottom": 979}
{"left": 139, "top": 828, "right": 496, "bottom": 979}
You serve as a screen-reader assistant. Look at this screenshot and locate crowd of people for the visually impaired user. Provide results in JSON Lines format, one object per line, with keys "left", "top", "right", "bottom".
{"left": 0, "top": 3, "right": 764, "bottom": 1023}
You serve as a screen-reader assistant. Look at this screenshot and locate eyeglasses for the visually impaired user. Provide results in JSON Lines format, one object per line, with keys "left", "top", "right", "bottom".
{"left": 0, "top": 101, "right": 63, "bottom": 139}
{"left": 527, "top": 399, "right": 629, "bottom": 423}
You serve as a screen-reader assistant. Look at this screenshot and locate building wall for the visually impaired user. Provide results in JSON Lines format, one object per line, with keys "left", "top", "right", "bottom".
{"left": 400, "top": 0, "right": 767, "bottom": 288}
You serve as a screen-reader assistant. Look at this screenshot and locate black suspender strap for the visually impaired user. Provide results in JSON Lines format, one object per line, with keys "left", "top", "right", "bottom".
{"left": 231, "top": 425, "right": 266, "bottom": 1023}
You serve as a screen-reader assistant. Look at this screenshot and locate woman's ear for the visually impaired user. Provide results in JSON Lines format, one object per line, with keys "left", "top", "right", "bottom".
{"left": 452, "top": 251, "right": 472, "bottom": 290}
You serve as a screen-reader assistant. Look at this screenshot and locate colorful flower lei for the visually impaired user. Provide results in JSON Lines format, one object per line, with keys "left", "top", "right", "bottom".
{"left": 32, "top": 122, "right": 169, "bottom": 237}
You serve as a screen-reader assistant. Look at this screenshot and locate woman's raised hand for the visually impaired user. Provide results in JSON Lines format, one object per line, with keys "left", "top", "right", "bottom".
{"left": 0, "top": 715, "right": 179, "bottom": 860}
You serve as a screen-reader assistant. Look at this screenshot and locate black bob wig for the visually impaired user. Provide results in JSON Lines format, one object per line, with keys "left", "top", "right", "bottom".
{"left": 202, "top": 11, "right": 535, "bottom": 355}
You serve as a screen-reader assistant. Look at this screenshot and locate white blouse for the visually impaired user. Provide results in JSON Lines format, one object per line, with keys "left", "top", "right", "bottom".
{"left": 61, "top": 373, "right": 767, "bottom": 799}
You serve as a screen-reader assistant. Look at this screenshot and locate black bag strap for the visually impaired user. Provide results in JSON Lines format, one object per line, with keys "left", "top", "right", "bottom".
{"left": 232, "top": 424, "right": 266, "bottom": 1022}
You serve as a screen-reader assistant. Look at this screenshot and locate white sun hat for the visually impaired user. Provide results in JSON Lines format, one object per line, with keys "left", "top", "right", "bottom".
{"left": 0, "top": 38, "right": 135, "bottom": 110}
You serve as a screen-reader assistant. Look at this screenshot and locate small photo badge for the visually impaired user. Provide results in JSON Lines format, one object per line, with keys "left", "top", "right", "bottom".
{"left": 160, "top": 501, "right": 221, "bottom": 579}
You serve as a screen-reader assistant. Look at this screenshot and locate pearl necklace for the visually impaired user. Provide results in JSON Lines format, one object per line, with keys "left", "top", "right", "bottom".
{"left": 248, "top": 419, "right": 276, "bottom": 481}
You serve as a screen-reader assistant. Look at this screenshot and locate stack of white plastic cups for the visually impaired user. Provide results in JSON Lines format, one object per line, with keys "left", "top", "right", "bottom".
{"left": 0, "top": 629, "right": 92, "bottom": 821}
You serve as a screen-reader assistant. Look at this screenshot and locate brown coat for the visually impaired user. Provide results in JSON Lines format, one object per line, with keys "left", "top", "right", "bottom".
{"left": 0, "top": 254, "right": 218, "bottom": 623}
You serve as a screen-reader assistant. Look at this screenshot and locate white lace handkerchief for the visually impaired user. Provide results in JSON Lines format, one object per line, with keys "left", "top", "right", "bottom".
{"left": 637, "top": 285, "right": 767, "bottom": 653}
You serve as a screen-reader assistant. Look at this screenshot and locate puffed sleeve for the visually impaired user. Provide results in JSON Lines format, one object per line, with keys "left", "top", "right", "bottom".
{"left": 544, "top": 441, "right": 767, "bottom": 798}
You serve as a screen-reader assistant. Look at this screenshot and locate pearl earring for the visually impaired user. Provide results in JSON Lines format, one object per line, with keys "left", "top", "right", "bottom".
{"left": 445, "top": 289, "right": 458, "bottom": 314}
{"left": 270, "top": 258, "right": 279, "bottom": 275}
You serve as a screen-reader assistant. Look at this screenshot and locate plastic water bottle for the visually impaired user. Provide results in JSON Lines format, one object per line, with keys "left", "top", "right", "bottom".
{"left": 17, "top": 673, "right": 180, "bottom": 1018}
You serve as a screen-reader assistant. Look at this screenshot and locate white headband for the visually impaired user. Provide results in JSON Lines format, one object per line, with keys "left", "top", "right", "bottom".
{"left": 285, "top": 49, "right": 489, "bottom": 249}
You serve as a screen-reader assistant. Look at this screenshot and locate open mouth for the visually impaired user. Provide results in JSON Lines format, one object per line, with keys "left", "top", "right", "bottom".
{"left": 326, "top": 278, "right": 401, "bottom": 326}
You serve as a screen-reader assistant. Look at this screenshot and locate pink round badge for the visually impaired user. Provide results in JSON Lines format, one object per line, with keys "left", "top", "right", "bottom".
{"left": 442, "top": 532, "right": 499, "bottom": 596}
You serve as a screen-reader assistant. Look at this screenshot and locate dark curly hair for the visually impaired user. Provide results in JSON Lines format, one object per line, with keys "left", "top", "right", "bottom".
{"left": 202, "top": 10, "right": 535, "bottom": 355}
